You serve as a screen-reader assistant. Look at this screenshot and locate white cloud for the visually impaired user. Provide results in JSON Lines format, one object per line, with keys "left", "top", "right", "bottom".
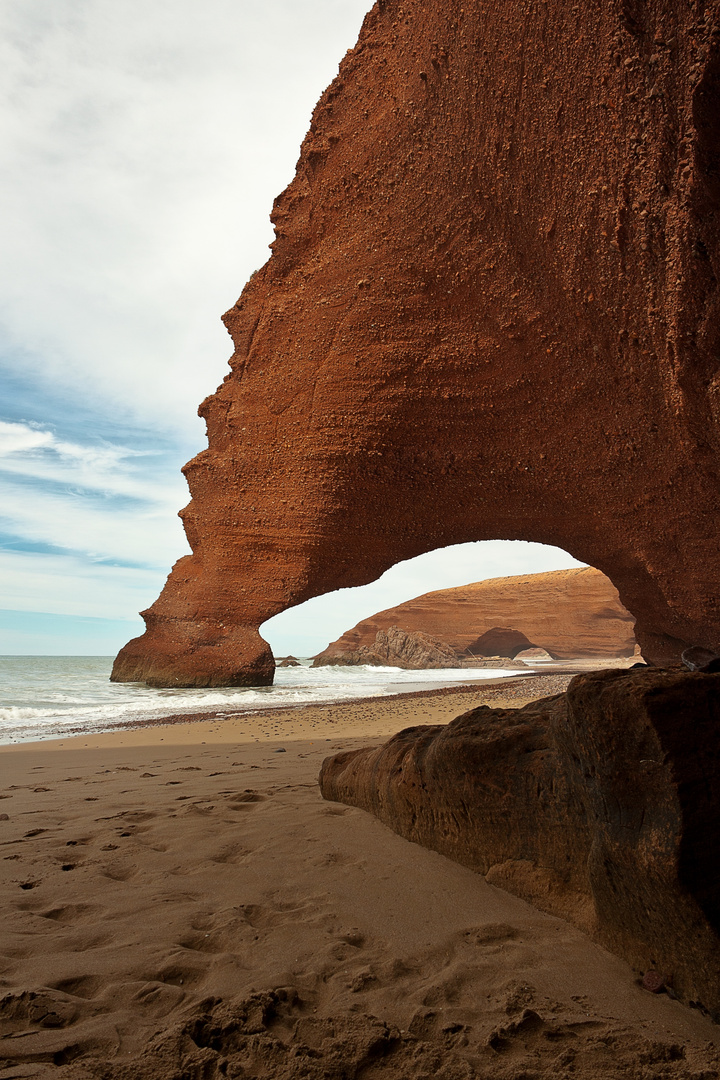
{"left": 0, "top": 0, "right": 372, "bottom": 437}
{"left": 0, "top": 551, "right": 169, "bottom": 619}
{"left": 0, "top": 420, "right": 176, "bottom": 503}
{"left": 0, "top": 421, "right": 54, "bottom": 454}
{"left": 0, "top": 420, "right": 190, "bottom": 569}
{"left": 0, "top": 475, "right": 189, "bottom": 567}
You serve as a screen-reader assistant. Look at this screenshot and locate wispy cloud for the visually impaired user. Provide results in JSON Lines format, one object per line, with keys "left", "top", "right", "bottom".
{"left": 0, "top": 0, "right": 372, "bottom": 437}
{"left": 0, "top": 420, "right": 174, "bottom": 503}
{"left": 0, "top": 550, "right": 169, "bottom": 619}
{"left": 0, "top": 420, "right": 189, "bottom": 571}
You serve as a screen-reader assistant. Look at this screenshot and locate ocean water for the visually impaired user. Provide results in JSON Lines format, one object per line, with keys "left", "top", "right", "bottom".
{"left": 0, "top": 656, "right": 523, "bottom": 745}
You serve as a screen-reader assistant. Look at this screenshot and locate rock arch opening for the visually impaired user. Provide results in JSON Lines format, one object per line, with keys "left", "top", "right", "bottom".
{"left": 466, "top": 628, "right": 540, "bottom": 660}
{"left": 245, "top": 540, "right": 640, "bottom": 678}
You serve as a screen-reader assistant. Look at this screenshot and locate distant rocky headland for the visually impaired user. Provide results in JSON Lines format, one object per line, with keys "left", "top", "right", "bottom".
{"left": 313, "top": 623, "right": 532, "bottom": 669}
{"left": 313, "top": 567, "right": 636, "bottom": 668}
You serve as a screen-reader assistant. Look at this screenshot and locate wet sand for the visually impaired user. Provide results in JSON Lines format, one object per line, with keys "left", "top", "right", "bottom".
{"left": 0, "top": 674, "right": 717, "bottom": 1078}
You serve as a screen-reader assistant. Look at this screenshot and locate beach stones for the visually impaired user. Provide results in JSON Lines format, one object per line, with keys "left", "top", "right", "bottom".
{"left": 642, "top": 971, "right": 667, "bottom": 994}
{"left": 320, "top": 668, "right": 720, "bottom": 1016}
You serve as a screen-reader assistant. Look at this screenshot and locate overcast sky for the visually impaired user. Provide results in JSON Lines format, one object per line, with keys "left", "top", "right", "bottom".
{"left": 0, "top": 0, "right": 582, "bottom": 657}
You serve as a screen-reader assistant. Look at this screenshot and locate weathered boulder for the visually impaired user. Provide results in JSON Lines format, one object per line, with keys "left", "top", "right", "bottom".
{"left": 320, "top": 669, "right": 720, "bottom": 1014}
{"left": 113, "top": 0, "right": 720, "bottom": 687}
{"left": 313, "top": 624, "right": 462, "bottom": 668}
{"left": 315, "top": 568, "right": 637, "bottom": 664}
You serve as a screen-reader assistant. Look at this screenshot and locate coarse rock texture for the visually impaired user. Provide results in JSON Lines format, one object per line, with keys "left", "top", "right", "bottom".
{"left": 313, "top": 624, "right": 532, "bottom": 667}
{"left": 113, "top": 0, "right": 720, "bottom": 688}
{"left": 314, "top": 624, "right": 466, "bottom": 668}
{"left": 313, "top": 566, "right": 636, "bottom": 663}
{"left": 320, "top": 668, "right": 720, "bottom": 1015}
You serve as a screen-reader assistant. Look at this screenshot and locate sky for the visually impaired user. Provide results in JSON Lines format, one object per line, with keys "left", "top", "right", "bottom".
{"left": 0, "top": 0, "right": 584, "bottom": 658}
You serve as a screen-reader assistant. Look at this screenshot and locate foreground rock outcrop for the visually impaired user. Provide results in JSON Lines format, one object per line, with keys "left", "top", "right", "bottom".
{"left": 314, "top": 567, "right": 636, "bottom": 663}
{"left": 113, "top": 0, "right": 720, "bottom": 687}
{"left": 320, "top": 668, "right": 720, "bottom": 1015}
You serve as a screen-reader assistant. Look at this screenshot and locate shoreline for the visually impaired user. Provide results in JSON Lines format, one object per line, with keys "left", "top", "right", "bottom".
{"left": 0, "top": 671, "right": 578, "bottom": 752}
{"left": 0, "top": 674, "right": 717, "bottom": 1078}
{"left": 0, "top": 658, "right": 639, "bottom": 749}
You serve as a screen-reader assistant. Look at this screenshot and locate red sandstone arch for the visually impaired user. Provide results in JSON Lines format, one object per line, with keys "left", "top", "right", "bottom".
{"left": 113, "top": 0, "right": 720, "bottom": 687}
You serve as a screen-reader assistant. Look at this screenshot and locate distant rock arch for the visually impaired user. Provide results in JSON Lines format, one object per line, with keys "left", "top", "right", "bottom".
{"left": 465, "top": 628, "right": 539, "bottom": 660}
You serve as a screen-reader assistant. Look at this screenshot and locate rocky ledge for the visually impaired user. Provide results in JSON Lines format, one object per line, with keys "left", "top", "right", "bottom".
{"left": 312, "top": 624, "right": 529, "bottom": 669}
{"left": 320, "top": 668, "right": 720, "bottom": 1016}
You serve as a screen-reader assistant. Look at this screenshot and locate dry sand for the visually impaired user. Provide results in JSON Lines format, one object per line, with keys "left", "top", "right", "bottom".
{"left": 0, "top": 674, "right": 718, "bottom": 1079}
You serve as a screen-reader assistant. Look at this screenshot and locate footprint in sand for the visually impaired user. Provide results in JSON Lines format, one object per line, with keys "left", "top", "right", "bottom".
{"left": 100, "top": 860, "right": 137, "bottom": 882}
{"left": 49, "top": 975, "right": 102, "bottom": 1000}
{"left": 129, "top": 980, "right": 185, "bottom": 1018}
{"left": 312, "top": 849, "right": 360, "bottom": 869}
{"left": 118, "top": 810, "right": 157, "bottom": 825}
{"left": 0, "top": 989, "right": 78, "bottom": 1033}
{"left": 461, "top": 923, "right": 520, "bottom": 947}
{"left": 178, "top": 928, "right": 231, "bottom": 954}
{"left": 206, "top": 842, "right": 253, "bottom": 866}
{"left": 144, "top": 956, "right": 209, "bottom": 989}
{"left": 224, "top": 790, "right": 268, "bottom": 811}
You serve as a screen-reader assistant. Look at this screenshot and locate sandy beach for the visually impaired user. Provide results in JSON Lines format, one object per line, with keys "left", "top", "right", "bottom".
{"left": 0, "top": 674, "right": 718, "bottom": 1079}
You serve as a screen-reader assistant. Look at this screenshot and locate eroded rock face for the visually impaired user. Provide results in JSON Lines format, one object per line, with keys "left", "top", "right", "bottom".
{"left": 313, "top": 567, "right": 636, "bottom": 663}
{"left": 113, "top": 0, "right": 720, "bottom": 687}
{"left": 313, "top": 624, "right": 476, "bottom": 668}
{"left": 320, "top": 668, "right": 720, "bottom": 1014}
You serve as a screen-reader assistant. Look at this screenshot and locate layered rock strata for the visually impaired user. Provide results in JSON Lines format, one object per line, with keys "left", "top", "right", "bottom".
{"left": 314, "top": 567, "right": 636, "bottom": 663}
{"left": 320, "top": 668, "right": 720, "bottom": 1014}
{"left": 312, "top": 623, "right": 530, "bottom": 668}
{"left": 314, "top": 625, "right": 460, "bottom": 668}
{"left": 113, "top": 0, "right": 720, "bottom": 687}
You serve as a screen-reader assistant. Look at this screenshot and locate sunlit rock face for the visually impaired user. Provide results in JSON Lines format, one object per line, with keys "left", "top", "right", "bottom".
{"left": 320, "top": 668, "right": 720, "bottom": 1014}
{"left": 113, "top": 0, "right": 720, "bottom": 687}
{"left": 312, "top": 567, "right": 637, "bottom": 663}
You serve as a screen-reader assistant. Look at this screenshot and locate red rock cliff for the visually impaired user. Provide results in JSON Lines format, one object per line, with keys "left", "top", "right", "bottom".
{"left": 314, "top": 567, "right": 636, "bottom": 662}
{"left": 113, "top": 0, "right": 720, "bottom": 687}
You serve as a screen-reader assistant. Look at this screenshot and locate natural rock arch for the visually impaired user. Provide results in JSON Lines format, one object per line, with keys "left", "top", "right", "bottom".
{"left": 113, "top": 0, "right": 720, "bottom": 688}
{"left": 466, "top": 629, "right": 539, "bottom": 660}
